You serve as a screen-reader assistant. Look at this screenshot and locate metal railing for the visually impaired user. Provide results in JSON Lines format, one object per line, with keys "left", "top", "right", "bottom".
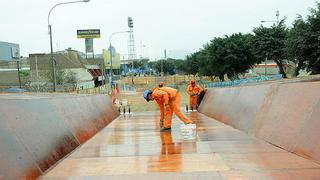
{"left": 77, "top": 84, "right": 110, "bottom": 94}
{"left": 205, "top": 75, "right": 283, "bottom": 88}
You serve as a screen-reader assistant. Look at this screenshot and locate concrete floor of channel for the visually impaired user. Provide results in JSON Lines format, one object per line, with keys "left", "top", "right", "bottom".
{"left": 41, "top": 111, "right": 320, "bottom": 179}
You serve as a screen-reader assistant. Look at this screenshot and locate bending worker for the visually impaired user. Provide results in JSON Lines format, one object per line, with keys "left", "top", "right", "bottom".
{"left": 144, "top": 87, "right": 193, "bottom": 131}
{"left": 187, "top": 80, "right": 204, "bottom": 110}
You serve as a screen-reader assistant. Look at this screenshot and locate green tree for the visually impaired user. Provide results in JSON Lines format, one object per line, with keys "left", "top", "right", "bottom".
{"left": 167, "top": 58, "right": 187, "bottom": 74}
{"left": 46, "top": 68, "right": 78, "bottom": 84}
{"left": 302, "top": 3, "right": 320, "bottom": 74}
{"left": 198, "top": 33, "right": 257, "bottom": 81}
{"left": 148, "top": 61, "right": 157, "bottom": 70}
{"left": 224, "top": 33, "right": 256, "bottom": 80}
{"left": 154, "top": 60, "right": 175, "bottom": 75}
{"left": 253, "top": 20, "right": 288, "bottom": 78}
{"left": 133, "top": 59, "right": 149, "bottom": 70}
{"left": 286, "top": 15, "right": 309, "bottom": 76}
{"left": 185, "top": 52, "right": 201, "bottom": 75}
{"left": 64, "top": 71, "right": 78, "bottom": 83}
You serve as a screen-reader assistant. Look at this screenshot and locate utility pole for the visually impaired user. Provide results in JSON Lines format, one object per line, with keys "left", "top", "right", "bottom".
{"left": 109, "top": 44, "right": 113, "bottom": 87}
{"left": 140, "top": 41, "right": 146, "bottom": 59}
{"left": 35, "top": 56, "right": 40, "bottom": 92}
{"left": 101, "top": 58, "right": 105, "bottom": 86}
{"left": 161, "top": 49, "right": 166, "bottom": 77}
{"left": 127, "top": 17, "right": 136, "bottom": 85}
{"left": 17, "top": 60, "right": 21, "bottom": 88}
{"left": 160, "top": 58, "right": 163, "bottom": 77}
{"left": 276, "top": 10, "right": 280, "bottom": 24}
{"left": 260, "top": 10, "right": 280, "bottom": 77}
{"left": 48, "top": 0, "right": 91, "bottom": 92}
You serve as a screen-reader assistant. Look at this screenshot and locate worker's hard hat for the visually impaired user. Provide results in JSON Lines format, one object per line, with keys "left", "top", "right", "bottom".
{"left": 143, "top": 90, "right": 152, "bottom": 102}
{"left": 158, "top": 81, "right": 165, "bottom": 87}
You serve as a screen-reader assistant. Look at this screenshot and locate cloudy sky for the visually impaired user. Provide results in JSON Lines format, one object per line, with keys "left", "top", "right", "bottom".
{"left": 0, "top": 0, "right": 317, "bottom": 60}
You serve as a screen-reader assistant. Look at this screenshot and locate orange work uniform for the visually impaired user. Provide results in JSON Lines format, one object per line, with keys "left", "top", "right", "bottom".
{"left": 152, "top": 87, "right": 193, "bottom": 128}
{"left": 187, "top": 84, "right": 203, "bottom": 110}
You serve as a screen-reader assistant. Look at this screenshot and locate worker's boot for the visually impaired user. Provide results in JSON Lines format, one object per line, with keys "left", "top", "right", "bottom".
{"left": 160, "top": 127, "right": 171, "bottom": 132}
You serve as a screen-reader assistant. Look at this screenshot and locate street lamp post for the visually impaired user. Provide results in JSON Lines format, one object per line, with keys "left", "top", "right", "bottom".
{"left": 261, "top": 10, "right": 280, "bottom": 77}
{"left": 108, "top": 31, "right": 130, "bottom": 89}
{"left": 260, "top": 20, "right": 276, "bottom": 77}
{"left": 260, "top": 19, "right": 276, "bottom": 76}
{"left": 48, "top": 0, "right": 90, "bottom": 92}
{"left": 17, "top": 60, "right": 21, "bottom": 88}
{"left": 261, "top": 20, "right": 277, "bottom": 24}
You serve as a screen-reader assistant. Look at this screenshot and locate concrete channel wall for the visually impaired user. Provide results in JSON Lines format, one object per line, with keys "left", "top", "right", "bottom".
{"left": 199, "top": 81, "right": 320, "bottom": 164}
{"left": 0, "top": 94, "right": 119, "bottom": 179}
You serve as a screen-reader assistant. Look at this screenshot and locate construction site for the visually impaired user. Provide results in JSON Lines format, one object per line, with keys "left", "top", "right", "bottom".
{"left": 1, "top": 75, "right": 320, "bottom": 179}
{"left": 2, "top": 0, "right": 320, "bottom": 179}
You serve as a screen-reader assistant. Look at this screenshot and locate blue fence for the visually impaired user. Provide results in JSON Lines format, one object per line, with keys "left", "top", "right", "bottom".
{"left": 205, "top": 75, "right": 283, "bottom": 88}
{"left": 119, "top": 84, "right": 136, "bottom": 91}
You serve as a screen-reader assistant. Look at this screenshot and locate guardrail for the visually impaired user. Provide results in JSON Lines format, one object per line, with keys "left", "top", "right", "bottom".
{"left": 119, "top": 84, "right": 136, "bottom": 92}
{"left": 205, "top": 75, "right": 283, "bottom": 88}
{"left": 77, "top": 84, "right": 110, "bottom": 94}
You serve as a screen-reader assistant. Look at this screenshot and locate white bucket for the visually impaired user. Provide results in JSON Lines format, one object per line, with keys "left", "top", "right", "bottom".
{"left": 180, "top": 124, "right": 197, "bottom": 140}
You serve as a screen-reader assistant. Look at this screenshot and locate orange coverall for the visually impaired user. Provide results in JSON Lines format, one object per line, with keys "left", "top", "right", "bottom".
{"left": 152, "top": 87, "right": 193, "bottom": 128}
{"left": 187, "top": 84, "right": 204, "bottom": 109}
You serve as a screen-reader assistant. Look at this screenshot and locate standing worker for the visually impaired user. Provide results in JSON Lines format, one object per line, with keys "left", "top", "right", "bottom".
{"left": 158, "top": 81, "right": 165, "bottom": 88}
{"left": 186, "top": 80, "right": 204, "bottom": 111}
{"left": 144, "top": 87, "right": 193, "bottom": 131}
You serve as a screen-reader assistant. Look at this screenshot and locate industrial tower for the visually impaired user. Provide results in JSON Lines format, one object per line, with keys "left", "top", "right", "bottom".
{"left": 127, "top": 17, "right": 137, "bottom": 69}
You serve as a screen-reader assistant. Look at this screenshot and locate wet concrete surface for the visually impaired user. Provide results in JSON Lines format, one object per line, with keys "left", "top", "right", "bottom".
{"left": 41, "top": 112, "right": 320, "bottom": 179}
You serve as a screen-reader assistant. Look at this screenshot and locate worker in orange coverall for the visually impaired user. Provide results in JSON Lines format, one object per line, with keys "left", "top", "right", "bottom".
{"left": 186, "top": 80, "right": 204, "bottom": 110}
{"left": 158, "top": 81, "right": 165, "bottom": 88}
{"left": 143, "top": 87, "right": 193, "bottom": 131}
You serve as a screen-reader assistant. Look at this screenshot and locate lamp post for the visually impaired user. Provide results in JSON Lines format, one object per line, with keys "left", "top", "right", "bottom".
{"left": 261, "top": 20, "right": 277, "bottom": 24}
{"left": 260, "top": 19, "right": 276, "bottom": 77}
{"left": 261, "top": 10, "right": 280, "bottom": 77}
{"left": 108, "top": 31, "right": 130, "bottom": 89}
{"left": 48, "top": 0, "right": 90, "bottom": 92}
{"left": 261, "top": 20, "right": 279, "bottom": 76}
{"left": 17, "top": 60, "right": 21, "bottom": 88}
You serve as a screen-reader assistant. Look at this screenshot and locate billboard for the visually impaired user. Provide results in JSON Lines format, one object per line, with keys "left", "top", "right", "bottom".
{"left": 11, "top": 47, "right": 20, "bottom": 59}
{"left": 103, "top": 49, "right": 121, "bottom": 69}
{"left": 77, "top": 29, "right": 101, "bottom": 39}
{"left": 0, "top": 41, "right": 20, "bottom": 61}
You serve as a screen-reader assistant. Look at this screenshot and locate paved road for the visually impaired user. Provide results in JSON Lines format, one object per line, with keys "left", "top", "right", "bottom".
{"left": 41, "top": 112, "right": 320, "bottom": 179}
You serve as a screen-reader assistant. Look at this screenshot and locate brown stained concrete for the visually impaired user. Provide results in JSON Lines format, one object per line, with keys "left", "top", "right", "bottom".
{"left": 41, "top": 112, "right": 320, "bottom": 179}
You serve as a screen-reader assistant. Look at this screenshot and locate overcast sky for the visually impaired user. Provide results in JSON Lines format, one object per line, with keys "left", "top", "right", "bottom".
{"left": 0, "top": 0, "right": 317, "bottom": 60}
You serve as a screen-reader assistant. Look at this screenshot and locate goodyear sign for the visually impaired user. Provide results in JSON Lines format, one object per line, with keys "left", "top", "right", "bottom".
{"left": 77, "top": 29, "right": 101, "bottom": 39}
